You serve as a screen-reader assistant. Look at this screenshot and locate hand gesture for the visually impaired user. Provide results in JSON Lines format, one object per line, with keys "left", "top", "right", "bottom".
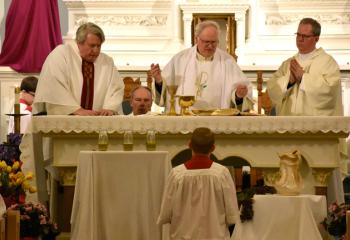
{"left": 150, "top": 63, "right": 162, "bottom": 84}
{"left": 289, "top": 58, "right": 304, "bottom": 84}
{"left": 96, "top": 109, "right": 114, "bottom": 116}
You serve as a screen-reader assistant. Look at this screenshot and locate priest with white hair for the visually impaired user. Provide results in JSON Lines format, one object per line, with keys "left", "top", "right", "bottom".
{"left": 150, "top": 20, "right": 253, "bottom": 112}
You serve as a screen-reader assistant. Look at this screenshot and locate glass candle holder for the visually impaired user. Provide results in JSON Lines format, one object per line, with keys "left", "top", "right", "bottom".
{"left": 146, "top": 130, "right": 156, "bottom": 151}
{"left": 98, "top": 130, "right": 109, "bottom": 151}
{"left": 123, "top": 130, "right": 133, "bottom": 151}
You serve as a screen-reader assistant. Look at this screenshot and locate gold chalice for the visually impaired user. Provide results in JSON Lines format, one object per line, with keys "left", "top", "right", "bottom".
{"left": 166, "top": 85, "right": 178, "bottom": 116}
{"left": 178, "top": 95, "right": 195, "bottom": 116}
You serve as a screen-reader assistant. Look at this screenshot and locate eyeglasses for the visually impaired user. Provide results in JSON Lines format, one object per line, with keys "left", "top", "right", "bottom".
{"left": 26, "top": 91, "right": 35, "bottom": 97}
{"left": 198, "top": 37, "right": 218, "bottom": 46}
{"left": 294, "top": 32, "right": 315, "bottom": 40}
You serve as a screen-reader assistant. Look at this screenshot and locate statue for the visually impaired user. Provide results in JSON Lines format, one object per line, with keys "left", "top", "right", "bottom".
{"left": 275, "top": 150, "right": 303, "bottom": 195}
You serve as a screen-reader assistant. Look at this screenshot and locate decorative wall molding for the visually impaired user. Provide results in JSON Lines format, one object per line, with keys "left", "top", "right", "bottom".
{"left": 266, "top": 13, "right": 350, "bottom": 25}
{"left": 75, "top": 15, "right": 168, "bottom": 27}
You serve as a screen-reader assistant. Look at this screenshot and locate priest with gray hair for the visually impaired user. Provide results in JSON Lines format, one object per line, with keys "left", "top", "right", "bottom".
{"left": 34, "top": 22, "right": 124, "bottom": 116}
{"left": 150, "top": 20, "right": 253, "bottom": 113}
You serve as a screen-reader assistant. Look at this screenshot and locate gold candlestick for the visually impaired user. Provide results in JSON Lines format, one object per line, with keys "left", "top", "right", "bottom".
{"left": 14, "top": 86, "right": 21, "bottom": 133}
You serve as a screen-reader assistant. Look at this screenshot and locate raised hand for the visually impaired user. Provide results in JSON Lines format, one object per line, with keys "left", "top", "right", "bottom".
{"left": 150, "top": 63, "right": 162, "bottom": 84}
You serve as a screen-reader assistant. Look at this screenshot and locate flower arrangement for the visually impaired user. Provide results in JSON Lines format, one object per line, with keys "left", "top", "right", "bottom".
{"left": 321, "top": 202, "right": 348, "bottom": 240}
{"left": 237, "top": 178, "right": 276, "bottom": 222}
{"left": 0, "top": 133, "right": 36, "bottom": 208}
{"left": 8, "top": 202, "right": 60, "bottom": 239}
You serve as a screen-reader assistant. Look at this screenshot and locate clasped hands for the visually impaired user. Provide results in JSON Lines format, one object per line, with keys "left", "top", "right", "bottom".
{"left": 289, "top": 58, "right": 304, "bottom": 85}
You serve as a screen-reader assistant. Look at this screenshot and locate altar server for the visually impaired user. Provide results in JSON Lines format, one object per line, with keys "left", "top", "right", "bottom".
{"left": 158, "top": 127, "right": 239, "bottom": 239}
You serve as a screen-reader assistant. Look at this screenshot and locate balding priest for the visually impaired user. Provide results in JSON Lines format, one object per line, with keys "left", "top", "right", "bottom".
{"left": 150, "top": 20, "right": 253, "bottom": 112}
{"left": 33, "top": 22, "right": 124, "bottom": 116}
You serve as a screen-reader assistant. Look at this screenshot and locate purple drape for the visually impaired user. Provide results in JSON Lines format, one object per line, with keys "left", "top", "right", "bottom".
{"left": 0, "top": 0, "right": 63, "bottom": 73}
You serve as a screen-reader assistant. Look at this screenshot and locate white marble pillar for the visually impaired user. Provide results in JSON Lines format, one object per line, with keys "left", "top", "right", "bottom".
{"left": 235, "top": 12, "right": 246, "bottom": 55}
{"left": 183, "top": 13, "right": 193, "bottom": 48}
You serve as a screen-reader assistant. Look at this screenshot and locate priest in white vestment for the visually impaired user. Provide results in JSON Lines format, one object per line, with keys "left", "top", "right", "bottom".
{"left": 150, "top": 21, "right": 253, "bottom": 113}
{"left": 158, "top": 127, "right": 239, "bottom": 240}
{"left": 267, "top": 18, "right": 346, "bottom": 203}
{"left": 33, "top": 22, "right": 124, "bottom": 116}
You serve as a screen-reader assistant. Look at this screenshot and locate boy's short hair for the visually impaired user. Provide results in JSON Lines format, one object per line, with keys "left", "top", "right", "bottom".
{"left": 20, "top": 76, "right": 38, "bottom": 93}
{"left": 190, "top": 127, "right": 215, "bottom": 154}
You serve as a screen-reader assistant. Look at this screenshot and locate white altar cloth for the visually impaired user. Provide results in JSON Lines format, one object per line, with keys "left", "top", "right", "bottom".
{"left": 21, "top": 115, "right": 350, "bottom": 135}
{"left": 231, "top": 194, "right": 327, "bottom": 240}
{"left": 70, "top": 151, "right": 171, "bottom": 240}
{"left": 19, "top": 116, "right": 350, "bottom": 203}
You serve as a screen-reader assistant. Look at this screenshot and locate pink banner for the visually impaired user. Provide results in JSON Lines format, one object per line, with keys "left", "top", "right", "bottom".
{"left": 0, "top": 0, "right": 63, "bottom": 73}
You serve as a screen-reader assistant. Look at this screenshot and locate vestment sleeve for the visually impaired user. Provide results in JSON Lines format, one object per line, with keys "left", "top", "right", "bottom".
{"left": 33, "top": 45, "right": 82, "bottom": 113}
{"left": 267, "top": 59, "right": 291, "bottom": 108}
{"left": 300, "top": 56, "right": 341, "bottom": 113}
{"left": 101, "top": 62, "right": 124, "bottom": 113}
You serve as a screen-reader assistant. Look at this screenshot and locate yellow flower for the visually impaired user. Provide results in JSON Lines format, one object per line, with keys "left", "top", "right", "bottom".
{"left": 25, "top": 172, "right": 33, "bottom": 180}
{"left": 6, "top": 166, "right": 12, "bottom": 173}
{"left": 22, "top": 181, "right": 30, "bottom": 190}
{"left": 9, "top": 172, "right": 15, "bottom": 179}
{"left": 0, "top": 161, "right": 7, "bottom": 170}
{"left": 16, "top": 171, "right": 24, "bottom": 179}
{"left": 12, "top": 161, "right": 20, "bottom": 171}
{"left": 15, "top": 178, "right": 23, "bottom": 186}
{"left": 29, "top": 186, "right": 37, "bottom": 193}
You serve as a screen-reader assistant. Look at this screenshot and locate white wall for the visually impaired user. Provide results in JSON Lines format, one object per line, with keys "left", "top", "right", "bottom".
{"left": 0, "top": 0, "right": 11, "bottom": 51}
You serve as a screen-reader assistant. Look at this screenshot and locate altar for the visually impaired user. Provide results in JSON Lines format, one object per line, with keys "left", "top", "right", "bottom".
{"left": 20, "top": 115, "right": 350, "bottom": 199}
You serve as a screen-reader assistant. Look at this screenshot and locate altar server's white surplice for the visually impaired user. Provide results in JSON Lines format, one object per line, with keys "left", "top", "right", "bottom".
{"left": 158, "top": 162, "right": 239, "bottom": 240}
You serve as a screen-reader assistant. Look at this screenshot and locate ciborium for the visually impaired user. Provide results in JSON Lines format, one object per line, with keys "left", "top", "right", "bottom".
{"left": 166, "top": 85, "right": 178, "bottom": 116}
{"left": 178, "top": 95, "right": 195, "bottom": 116}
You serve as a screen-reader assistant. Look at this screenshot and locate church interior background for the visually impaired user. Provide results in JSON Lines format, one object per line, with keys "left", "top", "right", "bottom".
{"left": 1, "top": 0, "right": 350, "bottom": 239}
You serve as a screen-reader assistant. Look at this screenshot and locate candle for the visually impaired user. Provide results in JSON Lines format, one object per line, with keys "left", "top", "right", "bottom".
{"left": 14, "top": 86, "right": 21, "bottom": 116}
{"left": 14, "top": 86, "right": 20, "bottom": 104}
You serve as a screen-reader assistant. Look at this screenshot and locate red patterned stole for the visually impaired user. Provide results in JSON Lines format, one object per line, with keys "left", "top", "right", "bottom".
{"left": 184, "top": 155, "right": 213, "bottom": 169}
{"left": 81, "top": 60, "right": 94, "bottom": 110}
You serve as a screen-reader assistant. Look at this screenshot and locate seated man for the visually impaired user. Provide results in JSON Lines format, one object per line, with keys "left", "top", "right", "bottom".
{"left": 158, "top": 127, "right": 239, "bottom": 240}
{"left": 128, "top": 86, "right": 153, "bottom": 116}
{"left": 8, "top": 76, "right": 38, "bottom": 134}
